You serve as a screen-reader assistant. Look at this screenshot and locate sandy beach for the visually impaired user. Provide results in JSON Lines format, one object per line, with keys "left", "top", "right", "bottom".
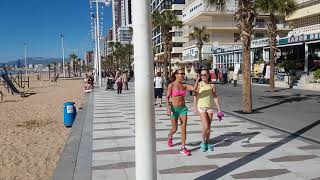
{"left": 0, "top": 74, "right": 85, "bottom": 180}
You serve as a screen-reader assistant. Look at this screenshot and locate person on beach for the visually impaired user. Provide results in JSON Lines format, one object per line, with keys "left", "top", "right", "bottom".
{"left": 166, "top": 69, "right": 199, "bottom": 156}
{"left": 84, "top": 74, "right": 92, "bottom": 92}
{"left": 193, "top": 69, "right": 223, "bottom": 152}
{"left": 115, "top": 72, "right": 123, "bottom": 94}
{"left": 154, "top": 72, "right": 164, "bottom": 107}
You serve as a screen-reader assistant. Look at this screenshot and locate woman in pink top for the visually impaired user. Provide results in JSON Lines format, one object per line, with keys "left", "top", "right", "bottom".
{"left": 166, "top": 69, "right": 199, "bottom": 156}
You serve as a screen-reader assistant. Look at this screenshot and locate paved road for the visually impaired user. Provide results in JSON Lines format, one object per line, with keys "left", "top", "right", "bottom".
{"left": 53, "top": 82, "right": 320, "bottom": 180}
{"left": 211, "top": 83, "right": 320, "bottom": 143}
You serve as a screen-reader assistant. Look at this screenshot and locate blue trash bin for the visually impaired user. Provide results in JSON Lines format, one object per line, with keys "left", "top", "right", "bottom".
{"left": 64, "top": 102, "right": 77, "bottom": 127}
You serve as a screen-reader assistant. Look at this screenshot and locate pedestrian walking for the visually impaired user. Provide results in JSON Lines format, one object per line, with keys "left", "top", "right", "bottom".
{"left": 115, "top": 72, "right": 123, "bottom": 94}
{"left": 221, "top": 65, "right": 228, "bottom": 84}
{"left": 193, "top": 69, "right": 223, "bottom": 152}
{"left": 154, "top": 72, "right": 164, "bottom": 107}
{"left": 214, "top": 68, "right": 219, "bottom": 83}
{"left": 122, "top": 71, "right": 129, "bottom": 90}
{"left": 166, "top": 69, "right": 199, "bottom": 156}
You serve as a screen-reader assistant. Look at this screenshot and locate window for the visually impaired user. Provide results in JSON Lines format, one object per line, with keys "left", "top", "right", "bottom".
{"left": 173, "top": 31, "right": 183, "bottom": 37}
{"left": 256, "top": 19, "right": 265, "bottom": 28}
{"left": 254, "top": 33, "right": 264, "bottom": 39}
{"left": 173, "top": 42, "right": 183, "bottom": 47}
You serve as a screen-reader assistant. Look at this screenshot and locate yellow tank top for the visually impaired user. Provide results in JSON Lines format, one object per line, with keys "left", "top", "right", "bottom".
{"left": 197, "top": 81, "right": 214, "bottom": 108}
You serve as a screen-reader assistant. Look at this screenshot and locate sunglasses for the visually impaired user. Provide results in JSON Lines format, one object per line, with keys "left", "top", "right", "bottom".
{"left": 176, "top": 73, "right": 185, "bottom": 75}
{"left": 200, "top": 74, "right": 208, "bottom": 76}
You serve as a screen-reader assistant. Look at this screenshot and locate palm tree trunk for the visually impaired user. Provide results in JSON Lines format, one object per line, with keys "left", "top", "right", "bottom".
{"left": 168, "top": 51, "right": 172, "bottom": 76}
{"left": 268, "top": 14, "right": 277, "bottom": 92}
{"left": 163, "top": 43, "right": 168, "bottom": 82}
{"left": 198, "top": 45, "right": 203, "bottom": 69}
{"left": 242, "top": 32, "right": 252, "bottom": 113}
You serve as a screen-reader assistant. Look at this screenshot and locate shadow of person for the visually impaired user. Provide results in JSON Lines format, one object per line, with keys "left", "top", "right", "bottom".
{"left": 188, "top": 131, "right": 260, "bottom": 152}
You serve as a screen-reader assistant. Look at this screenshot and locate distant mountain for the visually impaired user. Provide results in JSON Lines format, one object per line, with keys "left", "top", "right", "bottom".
{"left": 4, "top": 57, "right": 69, "bottom": 66}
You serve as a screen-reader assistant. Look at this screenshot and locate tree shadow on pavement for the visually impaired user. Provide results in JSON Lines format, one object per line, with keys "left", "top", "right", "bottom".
{"left": 234, "top": 94, "right": 310, "bottom": 114}
{"left": 264, "top": 88, "right": 291, "bottom": 93}
{"left": 188, "top": 132, "right": 260, "bottom": 152}
{"left": 195, "top": 120, "right": 320, "bottom": 180}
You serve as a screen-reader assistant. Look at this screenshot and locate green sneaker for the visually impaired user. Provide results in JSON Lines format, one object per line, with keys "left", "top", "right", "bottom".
{"left": 200, "top": 142, "right": 208, "bottom": 152}
{"left": 207, "top": 144, "right": 214, "bottom": 151}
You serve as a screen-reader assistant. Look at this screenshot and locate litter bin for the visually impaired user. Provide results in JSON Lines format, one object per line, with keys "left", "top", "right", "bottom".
{"left": 64, "top": 102, "right": 77, "bottom": 127}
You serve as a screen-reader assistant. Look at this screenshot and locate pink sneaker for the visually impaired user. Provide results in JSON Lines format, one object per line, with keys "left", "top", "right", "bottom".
{"left": 167, "top": 137, "right": 173, "bottom": 147}
{"left": 180, "top": 147, "right": 191, "bottom": 156}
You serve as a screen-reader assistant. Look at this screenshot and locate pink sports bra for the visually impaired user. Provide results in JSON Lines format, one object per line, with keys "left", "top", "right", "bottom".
{"left": 171, "top": 89, "right": 186, "bottom": 97}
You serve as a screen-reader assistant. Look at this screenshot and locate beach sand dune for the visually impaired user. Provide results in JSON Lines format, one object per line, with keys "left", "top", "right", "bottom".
{"left": 0, "top": 75, "right": 84, "bottom": 180}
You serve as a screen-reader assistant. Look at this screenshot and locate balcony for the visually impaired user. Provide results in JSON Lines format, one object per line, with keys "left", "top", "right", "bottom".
{"left": 172, "top": 36, "right": 188, "bottom": 43}
{"left": 172, "top": 47, "right": 184, "bottom": 53}
{"left": 182, "top": 0, "right": 237, "bottom": 23}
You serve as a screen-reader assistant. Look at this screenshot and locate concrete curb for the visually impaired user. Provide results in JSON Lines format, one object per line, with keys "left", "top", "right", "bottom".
{"left": 52, "top": 92, "right": 93, "bottom": 180}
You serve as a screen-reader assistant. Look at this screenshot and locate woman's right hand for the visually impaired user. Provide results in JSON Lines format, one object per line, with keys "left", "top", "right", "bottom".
{"left": 166, "top": 107, "right": 171, "bottom": 116}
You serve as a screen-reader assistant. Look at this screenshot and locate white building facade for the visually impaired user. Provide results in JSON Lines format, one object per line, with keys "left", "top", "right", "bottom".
{"left": 181, "top": 0, "right": 289, "bottom": 77}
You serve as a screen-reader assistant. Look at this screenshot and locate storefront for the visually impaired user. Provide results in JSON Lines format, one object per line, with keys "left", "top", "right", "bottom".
{"left": 213, "top": 45, "right": 242, "bottom": 69}
{"left": 278, "top": 32, "right": 320, "bottom": 73}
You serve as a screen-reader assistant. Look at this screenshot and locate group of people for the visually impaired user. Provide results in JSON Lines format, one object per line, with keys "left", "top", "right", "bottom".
{"left": 84, "top": 74, "right": 94, "bottom": 93}
{"left": 162, "top": 68, "right": 223, "bottom": 156}
{"left": 105, "top": 69, "right": 130, "bottom": 94}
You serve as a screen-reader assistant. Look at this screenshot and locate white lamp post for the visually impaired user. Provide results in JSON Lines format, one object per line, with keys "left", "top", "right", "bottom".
{"left": 95, "top": 0, "right": 102, "bottom": 87}
{"left": 132, "top": 0, "right": 157, "bottom": 179}
{"left": 61, "top": 34, "right": 66, "bottom": 78}
{"left": 24, "top": 42, "right": 28, "bottom": 77}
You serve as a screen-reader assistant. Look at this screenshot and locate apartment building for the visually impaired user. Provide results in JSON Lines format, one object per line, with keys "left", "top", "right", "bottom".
{"left": 112, "top": 0, "right": 122, "bottom": 42}
{"left": 181, "top": 0, "right": 289, "bottom": 76}
{"left": 116, "top": 0, "right": 132, "bottom": 44}
{"left": 151, "top": 0, "right": 187, "bottom": 67}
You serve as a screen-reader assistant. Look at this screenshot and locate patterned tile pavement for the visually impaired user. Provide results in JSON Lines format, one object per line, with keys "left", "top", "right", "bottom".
{"left": 91, "top": 82, "right": 320, "bottom": 180}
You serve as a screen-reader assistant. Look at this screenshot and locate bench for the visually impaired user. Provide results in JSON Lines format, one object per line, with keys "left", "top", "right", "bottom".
{"left": 251, "top": 77, "right": 269, "bottom": 84}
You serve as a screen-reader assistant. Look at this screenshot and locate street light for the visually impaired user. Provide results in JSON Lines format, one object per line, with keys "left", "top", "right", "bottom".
{"left": 61, "top": 33, "right": 66, "bottom": 78}
{"left": 24, "top": 42, "right": 28, "bottom": 77}
{"left": 95, "top": 0, "right": 102, "bottom": 87}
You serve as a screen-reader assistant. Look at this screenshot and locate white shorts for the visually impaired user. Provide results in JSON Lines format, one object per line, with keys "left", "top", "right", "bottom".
{"left": 198, "top": 107, "right": 214, "bottom": 113}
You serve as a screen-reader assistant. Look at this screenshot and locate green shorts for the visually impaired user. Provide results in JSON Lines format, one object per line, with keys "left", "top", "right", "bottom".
{"left": 171, "top": 105, "right": 188, "bottom": 119}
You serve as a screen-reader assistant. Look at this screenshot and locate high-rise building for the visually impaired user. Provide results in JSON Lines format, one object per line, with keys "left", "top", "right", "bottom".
{"left": 112, "top": 0, "right": 122, "bottom": 41}
{"left": 121, "top": 0, "right": 132, "bottom": 26}
{"left": 117, "top": 0, "right": 132, "bottom": 44}
{"left": 107, "top": 28, "right": 113, "bottom": 41}
{"left": 84, "top": 51, "right": 94, "bottom": 66}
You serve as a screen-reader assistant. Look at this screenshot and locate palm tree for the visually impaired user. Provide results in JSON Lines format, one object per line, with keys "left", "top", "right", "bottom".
{"left": 67, "top": 62, "right": 71, "bottom": 77}
{"left": 255, "top": 0, "right": 297, "bottom": 91}
{"left": 114, "top": 42, "right": 124, "bottom": 69}
{"left": 152, "top": 10, "right": 182, "bottom": 80}
{"left": 108, "top": 41, "right": 115, "bottom": 67}
{"left": 189, "top": 26, "right": 210, "bottom": 69}
{"left": 69, "top": 53, "right": 78, "bottom": 76}
{"left": 48, "top": 64, "right": 51, "bottom": 79}
{"left": 123, "top": 44, "right": 133, "bottom": 69}
{"left": 206, "top": 0, "right": 226, "bottom": 10}
{"left": 53, "top": 62, "right": 57, "bottom": 77}
{"left": 235, "top": 0, "right": 256, "bottom": 113}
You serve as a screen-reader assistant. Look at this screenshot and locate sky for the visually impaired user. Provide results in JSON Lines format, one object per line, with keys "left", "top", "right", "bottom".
{"left": 0, "top": 0, "right": 113, "bottom": 63}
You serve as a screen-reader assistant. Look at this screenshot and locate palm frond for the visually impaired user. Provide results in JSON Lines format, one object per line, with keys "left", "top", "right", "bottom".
{"left": 277, "top": 0, "right": 298, "bottom": 16}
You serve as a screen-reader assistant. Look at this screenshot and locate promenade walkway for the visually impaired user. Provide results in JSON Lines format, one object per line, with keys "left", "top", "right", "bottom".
{"left": 54, "top": 82, "right": 320, "bottom": 180}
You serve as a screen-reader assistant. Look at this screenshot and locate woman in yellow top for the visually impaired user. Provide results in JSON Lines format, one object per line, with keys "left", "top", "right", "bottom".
{"left": 194, "top": 69, "right": 223, "bottom": 152}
